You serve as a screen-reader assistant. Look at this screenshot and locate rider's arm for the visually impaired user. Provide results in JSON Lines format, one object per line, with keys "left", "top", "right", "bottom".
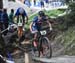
{"left": 29, "top": 16, "right": 38, "bottom": 31}
{"left": 45, "top": 15, "right": 52, "bottom": 31}
{"left": 29, "top": 22, "right": 33, "bottom": 32}
{"left": 23, "top": 11, "right": 28, "bottom": 24}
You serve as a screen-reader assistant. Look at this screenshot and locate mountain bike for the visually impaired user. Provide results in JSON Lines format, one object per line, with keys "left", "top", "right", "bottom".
{"left": 31, "top": 27, "right": 52, "bottom": 58}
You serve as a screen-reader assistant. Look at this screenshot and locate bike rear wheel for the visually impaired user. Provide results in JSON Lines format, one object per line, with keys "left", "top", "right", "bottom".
{"left": 39, "top": 37, "right": 52, "bottom": 58}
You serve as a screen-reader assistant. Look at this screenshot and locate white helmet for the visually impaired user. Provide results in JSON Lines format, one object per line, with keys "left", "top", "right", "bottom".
{"left": 8, "top": 24, "right": 17, "bottom": 30}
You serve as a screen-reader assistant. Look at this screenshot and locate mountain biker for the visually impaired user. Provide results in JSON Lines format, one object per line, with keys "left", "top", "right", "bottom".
{"left": 30, "top": 11, "right": 52, "bottom": 45}
{"left": 15, "top": 7, "right": 28, "bottom": 24}
{"left": 15, "top": 7, "right": 28, "bottom": 38}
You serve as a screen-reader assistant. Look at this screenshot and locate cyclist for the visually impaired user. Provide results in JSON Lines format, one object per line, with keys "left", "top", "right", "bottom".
{"left": 30, "top": 11, "right": 52, "bottom": 46}
{"left": 15, "top": 7, "right": 28, "bottom": 38}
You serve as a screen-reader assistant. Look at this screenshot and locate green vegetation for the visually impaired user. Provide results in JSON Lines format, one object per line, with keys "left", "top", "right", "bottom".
{"left": 62, "top": 27, "right": 75, "bottom": 46}
{"left": 45, "top": 9, "right": 65, "bottom": 17}
{"left": 53, "top": 2, "right": 75, "bottom": 55}
{"left": 25, "top": 13, "right": 37, "bottom": 29}
{"left": 25, "top": 9, "right": 65, "bottom": 29}
{"left": 52, "top": 2, "right": 75, "bottom": 31}
{"left": 59, "top": 27, "right": 75, "bottom": 55}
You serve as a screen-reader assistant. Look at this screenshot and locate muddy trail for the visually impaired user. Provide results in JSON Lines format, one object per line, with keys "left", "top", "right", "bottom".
{"left": 11, "top": 18, "right": 75, "bottom": 63}
{"left": 12, "top": 37, "right": 75, "bottom": 63}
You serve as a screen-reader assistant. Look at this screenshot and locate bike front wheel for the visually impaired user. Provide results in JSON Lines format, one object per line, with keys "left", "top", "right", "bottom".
{"left": 39, "top": 37, "right": 52, "bottom": 58}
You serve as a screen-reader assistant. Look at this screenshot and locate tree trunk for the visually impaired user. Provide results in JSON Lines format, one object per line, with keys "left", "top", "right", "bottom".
{"left": 0, "top": 0, "right": 3, "bottom": 9}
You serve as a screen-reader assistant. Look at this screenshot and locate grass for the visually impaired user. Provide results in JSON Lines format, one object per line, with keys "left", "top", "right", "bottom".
{"left": 45, "top": 9, "right": 65, "bottom": 17}
{"left": 62, "top": 27, "right": 75, "bottom": 46}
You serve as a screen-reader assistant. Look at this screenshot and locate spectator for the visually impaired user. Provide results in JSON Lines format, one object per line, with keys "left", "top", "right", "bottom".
{"left": 24, "top": 0, "right": 31, "bottom": 7}
{"left": 8, "top": 0, "right": 15, "bottom": 1}
{"left": 40, "top": 0, "right": 44, "bottom": 8}
{"left": 45, "top": 0, "right": 49, "bottom": 7}
{"left": 9, "top": 9, "right": 14, "bottom": 24}
{"left": 33, "top": 0, "right": 36, "bottom": 6}
{"left": 49, "top": 0, "right": 52, "bottom": 4}
{"left": 3, "top": 9, "right": 9, "bottom": 29}
{"left": 24, "top": 0, "right": 26, "bottom": 4}
{"left": 0, "top": 9, "right": 3, "bottom": 31}
{"left": 28, "top": 0, "right": 31, "bottom": 7}
{"left": 45, "top": 0, "right": 49, "bottom": 4}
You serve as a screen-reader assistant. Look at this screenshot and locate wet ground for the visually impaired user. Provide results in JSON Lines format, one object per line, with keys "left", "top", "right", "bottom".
{"left": 10, "top": 40, "right": 75, "bottom": 63}
{"left": 12, "top": 41, "right": 37, "bottom": 63}
{"left": 13, "top": 51, "right": 41, "bottom": 63}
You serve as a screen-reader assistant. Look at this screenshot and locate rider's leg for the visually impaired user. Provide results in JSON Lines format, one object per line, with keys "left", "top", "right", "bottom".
{"left": 33, "top": 32, "right": 38, "bottom": 47}
{"left": 18, "top": 27, "right": 23, "bottom": 38}
{"left": 34, "top": 32, "right": 37, "bottom": 40}
{"left": 18, "top": 27, "right": 20, "bottom": 38}
{"left": 18, "top": 27, "right": 23, "bottom": 45}
{"left": 20, "top": 27, "right": 23, "bottom": 37}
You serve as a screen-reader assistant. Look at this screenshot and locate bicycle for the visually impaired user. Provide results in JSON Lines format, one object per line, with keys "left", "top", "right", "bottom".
{"left": 31, "top": 27, "right": 52, "bottom": 58}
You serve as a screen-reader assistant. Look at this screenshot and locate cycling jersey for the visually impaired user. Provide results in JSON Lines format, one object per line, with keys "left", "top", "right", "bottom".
{"left": 31, "top": 16, "right": 48, "bottom": 33}
{"left": 15, "top": 8, "right": 28, "bottom": 24}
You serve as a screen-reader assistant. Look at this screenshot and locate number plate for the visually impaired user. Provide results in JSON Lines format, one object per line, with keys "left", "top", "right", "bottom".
{"left": 18, "top": 23, "right": 22, "bottom": 26}
{"left": 40, "top": 30, "right": 47, "bottom": 35}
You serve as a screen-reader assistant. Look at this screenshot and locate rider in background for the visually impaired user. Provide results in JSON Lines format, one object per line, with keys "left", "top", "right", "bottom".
{"left": 9, "top": 9, "right": 15, "bottom": 24}
{"left": 3, "top": 9, "right": 9, "bottom": 30}
{"left": 15, "top": 7, "right": 28, "bottom": 38}
{"left": 30, "top": 11, "right": 52, "bottom": 43}
{"left": 15, "top": 7, "right": 28, "bottom": 24}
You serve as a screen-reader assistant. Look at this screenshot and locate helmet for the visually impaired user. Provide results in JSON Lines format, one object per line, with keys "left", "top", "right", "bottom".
{"left": 38, "top": 11, "right": 45, "bottom": 16}
{"left": 19, "top": 7, "right": 24, "bottom": 14}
